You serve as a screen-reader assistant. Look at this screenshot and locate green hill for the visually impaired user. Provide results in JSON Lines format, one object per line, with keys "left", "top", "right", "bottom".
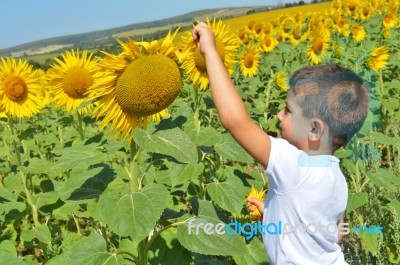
{"left": 0, "top": 6, "right": 266, "bottom": 58}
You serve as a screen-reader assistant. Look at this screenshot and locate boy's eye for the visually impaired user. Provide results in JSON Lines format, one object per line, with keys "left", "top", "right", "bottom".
{"left": 284, "top": 107, "right": 290, "bottom": 113}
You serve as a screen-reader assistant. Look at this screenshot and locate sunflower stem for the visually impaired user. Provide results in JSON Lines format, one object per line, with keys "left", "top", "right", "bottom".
{"left": 8, "top": 116, "right": 22, "bottom": 167}
{"left": 264, "top": 78, "right": 273, "bottom": 120}
{"left": 20, "top": 171, "right": 49, "bottom": 261}
{"left": 75, "top": 111, "right": 85, "bottom": 141}
{"left": 192, "top": 85, "right": 200, "bottom": 131}
{"left": 129, "top": 139, "right": 140, "bottom": 193}
{"left": 144, "top": 220, "right": 187, "bottom": 254}
{"left": 378, "top": 70, "right": 386, "bottom": 117}
{"left": 129, "top": 137, "right": 147, "bottom": 264}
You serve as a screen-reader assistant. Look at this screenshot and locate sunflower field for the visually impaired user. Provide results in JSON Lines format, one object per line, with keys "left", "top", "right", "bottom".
{"left": 0, "top": 0, "right": 399, "bottom": 264}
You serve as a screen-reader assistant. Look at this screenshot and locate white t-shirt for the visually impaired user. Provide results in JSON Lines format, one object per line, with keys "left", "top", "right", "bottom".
{"left": 262, "top": 136, "right": 348, "bottom": 265}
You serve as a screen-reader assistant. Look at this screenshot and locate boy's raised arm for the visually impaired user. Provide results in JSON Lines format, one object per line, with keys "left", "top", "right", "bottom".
{"left": 193, "top": 22, "right": 271, "bottom": 168}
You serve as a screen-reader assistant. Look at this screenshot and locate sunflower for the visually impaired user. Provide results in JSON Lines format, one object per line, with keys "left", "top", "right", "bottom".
{"left": 47, "top": 50, "right": 112, "bottom": 113}
{"left": 335, "top": 18, "right": 350, "bottom": 37}
{"left": 283, "top": 18, "right": 296, "bottom": 34}
{"left": 382, "top": 27, "right": 391, "bottom": 39}
{"left": 247, "top": 185, "right": 266, "bottom": 221}
{"left": 351, "top": 24, "right": 367, "bottom": 42}
{"left": 239, "top": 45, "right": 261, "bottom": 78}
{"left": 263, "top": 23, "right": 274, "bottom": 35}
{"left": 254, "top": 23, "right": 264, "bottom": 35}
{"left": 289, "top": 26, "right": 306, "bottom": 46}
{"left": 383, "top": 11, "right": 397, "bottom": 28}
{"left": 332, "top": 42, "right": 344, "bottom": 60}
{"left": 93, "top": 30, "right": 182, "bottom": 141}
{"left": 0, "top": 105, "right": 6, "bottom": 118}
{"left": 294, "top": 12, "right": 303, "bottom": 24}
{"left": 359, "top": 5, "right": 373, "bottom": 21}
{"left": 0, "top": 58, "right": 44, "bottom": 118}
{"left": 346, "top": 0, "right": 360, "bottom": 18}
{"left": 180, "top": 18, "right": 239, "bottom": 90}
{"left": 332, "top": 0, "right": 342, "bottom": 12}
{"left": 36, "top": 68, "right": 50, "bottom": 107}
{"left": 247, "top": 20, "right": 256, "bottom": 31}
{"left": 274, "top": 71, "right": 289, "bottom": 91}
{"left": 260, "top": 34, "right": 278, "bottom": 53}
{"left": 365, "top": 46, "right": 390, "bottom": 72}
{"left": 307, "top": 29, "right": 330, "bottom": 65}
{"left": 238, "top": 28, "right": 252, "bottom": 46}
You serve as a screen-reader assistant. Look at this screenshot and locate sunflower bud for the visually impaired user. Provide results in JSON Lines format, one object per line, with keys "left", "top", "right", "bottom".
{"left": 247, "top": 185, "right": 266, "bottom": 221}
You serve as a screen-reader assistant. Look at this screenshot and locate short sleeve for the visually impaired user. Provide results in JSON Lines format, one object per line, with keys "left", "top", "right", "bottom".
{"left": 265, "top": 136, "right": 303, "bottom": 193}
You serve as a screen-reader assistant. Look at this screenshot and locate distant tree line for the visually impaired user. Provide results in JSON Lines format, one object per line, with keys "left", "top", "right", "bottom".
{"left": 284, "top": 1, "right": 306, "bottom": 8}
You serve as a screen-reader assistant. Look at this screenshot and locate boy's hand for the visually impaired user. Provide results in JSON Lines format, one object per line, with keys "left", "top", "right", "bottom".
{"left": 247, "top": 197, "right": 265, "bottom": 221}
{"left": 192, "top": 22, "right": 217, "bottom": 57}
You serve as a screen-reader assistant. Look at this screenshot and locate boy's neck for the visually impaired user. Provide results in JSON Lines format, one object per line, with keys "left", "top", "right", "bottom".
{"left": 298, "top": 139, "right": 333, "bottom": 156}
{"left": 302, "top": 148, "right": 333, "bottom": 156}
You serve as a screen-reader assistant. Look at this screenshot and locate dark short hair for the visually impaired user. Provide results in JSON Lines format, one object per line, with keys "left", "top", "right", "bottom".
{"left": 288, "top": 64, "right": 369, "bottom": 150}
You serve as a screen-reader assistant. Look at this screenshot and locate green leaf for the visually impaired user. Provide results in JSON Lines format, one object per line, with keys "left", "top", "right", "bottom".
{"left": 67, "top": 234, "right": 124, "bottom": 265}
{"left": 59, "top": 165, "right": 115, "bottom": 201}
{"left": 185, "top": 125, "right": 223, "bottom": 147}
{"left": 207, "top": 176, "right": 246, "bottom": 216}
{"left": 148, "top": 228, "right": 192, "bottom": 265}
{"left": 170, "top": 163, "right": 204, "bottom": 187}
{"left": 56, "top": 142, "right": 107, "bottom": 170}
{"left": 23, "top": 157, "right": 63, "bottom": 177}
{"left": 134, "top": 128, "right": 198, "bottom": 164}
{"left": 334, "top": 148, "right": 353, "bottom": 159}
{"left": 347, "top": 192, "right": 368, "bottom": 212}
{"left": 215, "top": 134, "right": 254, "bottom": 164}
{"left": 233, "top": 237, "right": 270, "bottom": 265}
{"left": 360, "top": 131, "right": 398, "bottom": 146}
{"left": 0, "top": 254, "right": 25, "bottom": 265}
{"left": 177, "top": 200, "right": 247, "bottom": 256}
{"left": 359, "top": 233, "right": 379, "bottom": 257}
{"left": 367, "top": 168, "right": 400, "bottom": 192}
{"left": 177, "top": 216, "right": 248, "bottom": 256}
{"left": 387, "top": 199, "right": 400, "bottom": 216}
{"left": 20, "top": 224, "right": 51, "bottom": 245}
{"left": 0, "top": 241, "right": 16, "bottom": 255}
{"left": 98, "top": 183, "right": 169, "bottom": 245}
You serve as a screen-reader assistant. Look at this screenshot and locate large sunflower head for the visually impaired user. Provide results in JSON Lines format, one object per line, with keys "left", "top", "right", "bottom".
{"left": 0, "top": 58, "right": 44, "bottom": 118}
{"left": 47, "top": 50, "right": 112, "bottom": 113}
{"left": 180, "top": 18, "right": 239, "bottom": 90}
{"left": 365, "top": 46, "right": 390, "bottom": 72}
{"left": 93, "top": 30, "right": 182, "bottom": 141}
{"left": 239, "top": 45, "right": 261, "bottom": 78}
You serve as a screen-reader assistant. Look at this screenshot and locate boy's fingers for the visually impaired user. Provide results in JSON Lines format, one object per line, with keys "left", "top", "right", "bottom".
{"left": 247, "top": 197, "right": 265, "bottom": 214}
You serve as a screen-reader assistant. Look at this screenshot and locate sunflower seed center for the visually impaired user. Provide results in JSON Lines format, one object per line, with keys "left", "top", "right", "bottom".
{"left": 62, "top": 68, "right": 93, "bottom": 99}
{"left": 5, "top": 76, "right": 28, "bottom": 102}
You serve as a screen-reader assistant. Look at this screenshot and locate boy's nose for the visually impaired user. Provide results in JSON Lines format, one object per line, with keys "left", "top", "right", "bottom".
{"left": 277, "top": 109, "right": 283, "bottom": 121}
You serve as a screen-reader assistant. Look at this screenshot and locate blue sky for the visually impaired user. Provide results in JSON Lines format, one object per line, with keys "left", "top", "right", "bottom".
{"left": 0, "top": 0, "right": 296, "bottom": 50}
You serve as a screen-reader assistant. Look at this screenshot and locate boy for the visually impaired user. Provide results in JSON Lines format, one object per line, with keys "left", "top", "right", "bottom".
{"left": 192, "top": 22, "right": 369, "bottom": 264}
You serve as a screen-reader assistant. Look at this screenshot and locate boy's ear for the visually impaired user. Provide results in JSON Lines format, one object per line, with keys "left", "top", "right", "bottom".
{"left": 308, "top": 118, "right": 325, "bottom": 141}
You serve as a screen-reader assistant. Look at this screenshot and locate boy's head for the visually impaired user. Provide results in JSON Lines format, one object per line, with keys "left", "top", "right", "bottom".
{"left": 277, "top": 64, "right": 369, "bottom": 152}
